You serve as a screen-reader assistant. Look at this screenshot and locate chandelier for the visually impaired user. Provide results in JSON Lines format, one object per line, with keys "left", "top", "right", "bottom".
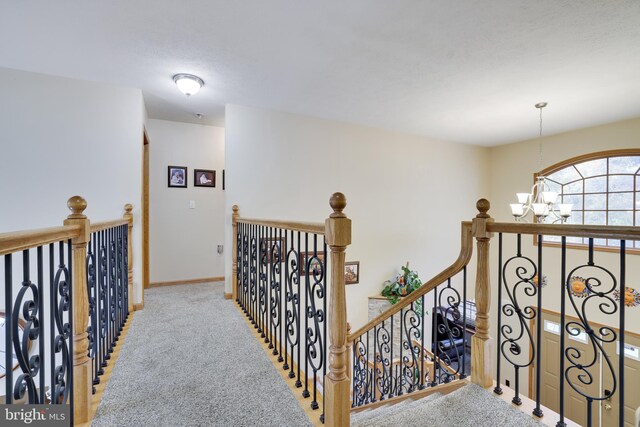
{"left": 509, "top": 102, "right": 572, "bottom": 223}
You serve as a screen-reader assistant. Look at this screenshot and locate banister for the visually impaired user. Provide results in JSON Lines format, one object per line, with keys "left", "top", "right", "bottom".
{"left": 237, "top": 217, "right": 325, "bottom": 234}
{"left": 0, "top": 224, "right": 82, "bottom": 255}
{"left": 90, "top": 218, "right": 129, "bottom": 232}
{"left": 487, "top": 221, "right": 640, "bottom": 240}
{"left": 348, "top": 221, "right": 473, "bottom": 341}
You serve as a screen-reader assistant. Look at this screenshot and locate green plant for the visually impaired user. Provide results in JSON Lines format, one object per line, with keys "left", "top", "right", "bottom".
{"left": 381, "top": 264, "right": 422, "bottom": 304}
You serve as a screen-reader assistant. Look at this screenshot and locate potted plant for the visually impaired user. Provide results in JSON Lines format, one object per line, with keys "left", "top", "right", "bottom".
{"left": 381, "top": 263, "right": 424, "bottom": 315}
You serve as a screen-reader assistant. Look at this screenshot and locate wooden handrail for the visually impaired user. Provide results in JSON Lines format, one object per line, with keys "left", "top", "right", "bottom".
{"left": 487, "top": 221, "right": 640, "bottom": 240}
{"left": 348, "top": 221, "right": 473, "bottom": 341}
{"left": 0, "top": 225, "right": 82, "bottom": 256}
{"left": 237, "top": 217, "right": 325, "bottom": 234}
{"left": 90, "top": 218, "right": 129, "bottom": 232}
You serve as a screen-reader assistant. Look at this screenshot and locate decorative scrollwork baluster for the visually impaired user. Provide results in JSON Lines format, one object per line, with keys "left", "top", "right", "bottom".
{"left": 284, "top": 234, "right": 300, "bottom": 374}
{"left": 500, "top": 234, "right": 537, "bottom": 405}
{"left": 51, "top": 242, "right": 71, "bottom": 404}
{"left": 374, "top": 321, "right": 391, "bottom": 400}
{"left": 12, "top": 250, "right": 41, "bottom": 403}
{"left": 401, "top": 303, "right": 421, "bottom": 393}
{"left": 564, "top": 250, "right": 618, "bottom": 422}
{"left": 434, "top": 279, "right": 463, "bottom": 383}
{"left": 250, "top": 228, "right": 258, "bottom": 326}
{"left": 86, "top": 239, "right": 98, "bottom": 392}
{"left": 305, "top": 249, "right": 324, "bottom": 410}
{"left": 270, "top": 236, "right": 282, "bottom": 358}
{"left": 259, "top": 232, "right": 268, "bottom": 339}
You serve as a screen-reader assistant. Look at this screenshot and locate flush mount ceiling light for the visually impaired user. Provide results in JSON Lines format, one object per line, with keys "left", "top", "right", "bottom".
{"left": 173, "top": 74, "right": 204, "bottom": 96}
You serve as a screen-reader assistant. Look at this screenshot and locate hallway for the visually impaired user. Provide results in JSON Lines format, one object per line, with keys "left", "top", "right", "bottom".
{"left": 91, "top": 282, "right": 312, "bottom": 427}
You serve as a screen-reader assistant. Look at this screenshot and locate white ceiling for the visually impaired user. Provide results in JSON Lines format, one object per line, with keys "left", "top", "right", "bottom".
{"left": 1, "top": 1, "right": 639, "bottom": 146}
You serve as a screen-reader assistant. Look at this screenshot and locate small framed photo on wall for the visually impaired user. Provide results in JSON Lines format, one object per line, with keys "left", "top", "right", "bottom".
{"left": 194, "top": 169, "right": 216, "bottom": 187}
{"left": 345, "top": 261, "right": 360, "bottom": 285}
{"left": 168, "top": 166, "right": 187, "bottom": 188}
{"left": 299, "top": 251, "right": 326, "bottom": 275}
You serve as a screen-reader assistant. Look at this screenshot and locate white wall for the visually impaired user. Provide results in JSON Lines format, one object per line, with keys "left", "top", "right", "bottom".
{"left": 224, "top": 104, "right": 489, "bottom": 330}
{"left": 146, "top": 119, "right": 225, "bottom": 283}
{"left": 487, "top": 117, "right": 640, "bottom": 392}
{"left": 0, "top": 67, "right": 145, "bottom": 303}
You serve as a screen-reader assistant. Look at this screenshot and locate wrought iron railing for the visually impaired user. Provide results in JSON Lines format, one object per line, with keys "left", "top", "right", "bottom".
{"left": 2, "top": 237, "right": 74, "bottom": 408}
{"left": 0, "top": 197, "right": 134, "bottom": 426}
{"left": 86, "top": 221, "right": 130, "bottom": 394}
{"left": 235, "top": 216, "right": 329, "bottom": 419}
{"left": 348, "top": 222, "right": 474, "bottom": 408}
{"left": 487, "top": 215, "right": 639, "bottom": 427}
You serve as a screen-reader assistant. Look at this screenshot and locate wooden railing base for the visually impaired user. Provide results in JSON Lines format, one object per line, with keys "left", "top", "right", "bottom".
{"left": 471, "top": 335, "right": 494, "bottom": 388}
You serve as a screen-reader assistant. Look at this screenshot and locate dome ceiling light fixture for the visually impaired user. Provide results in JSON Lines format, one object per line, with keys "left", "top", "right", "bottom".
{"left": 173, "top": 73, "right": 204, "bottom": 96}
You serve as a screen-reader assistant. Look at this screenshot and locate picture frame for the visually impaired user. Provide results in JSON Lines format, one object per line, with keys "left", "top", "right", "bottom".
{"left": 345, "top": 261, "right": 360, "bottom": 285}
{"left": 194, "top": 169, "right": 216, "bottom": 187}
{"left": 260, "top": 237, "right": 286, "bottom": 263}
{"left": 299, "top": 251, "right": 326, "bottom": 276}
{"left": 222, "top": 169, "right": 225, "bottom": 190}
{"left": 168, "top": 166, "right": 187, "bottom": 188}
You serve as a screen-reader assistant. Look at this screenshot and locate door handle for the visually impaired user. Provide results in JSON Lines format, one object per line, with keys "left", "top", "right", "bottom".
{"left": 603, "top": 403, "right": 612, "bottom": 411}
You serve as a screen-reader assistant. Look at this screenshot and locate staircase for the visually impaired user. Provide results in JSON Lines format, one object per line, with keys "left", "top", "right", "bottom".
{"left": 351, "top": 383, "right": 543, "bottom": 427}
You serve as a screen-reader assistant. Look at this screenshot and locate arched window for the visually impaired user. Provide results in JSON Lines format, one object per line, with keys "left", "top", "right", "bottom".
{"left": 540, "top": 149, "right": 640, "bottom": 250}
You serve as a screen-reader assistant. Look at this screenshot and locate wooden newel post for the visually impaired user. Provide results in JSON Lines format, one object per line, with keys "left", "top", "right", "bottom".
{"left": 123, "top": 204, "right": 134, "bottom": 313}
{"left": 324, "top": 192, "right": 352, "bottom": 427}
{"left": 64, "top": 196, "right": 92, "bottom": 423}
{"left": 231, "top": 205, "right": 239, "bottom": 301}
{"left": 471, "top": 198, "right": 494, "bottom": 388}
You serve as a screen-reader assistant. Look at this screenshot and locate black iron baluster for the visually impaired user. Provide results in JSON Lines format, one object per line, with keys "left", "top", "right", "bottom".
{"left": 295, "top": 230, "right": 302, "bottom": 388}
{"left": 5, "top": 253, "right": 13, "bottom": 403}
{"left": 278, "top": 227, "right": 283, "bottom": 363}
{"left": 420, "top": 294, "right": 426, "bottom": 389}
{"left": 461, "top": 267, "right": 468, "bottom": 379}
{"left": 432, "top": 285, "right": 438, "bottom": 387}
{"left": 49, "top": 244, "right": 55, "bottom": 402}
{"left": 13, "top": 249, "right": 40, "bottom": 403}
{"left": 302, "top": 232, "right": 310, "bottom": 399}
{"left": 51, "top": 241, "right": 72, "bottom": 405}
{"left": 37, "top": 246, "right": 46, "bottom": 403}
{"left": 307, "top": 233, "right": 324, "bottom": 410}
{"left": 373, "top": 323, "right": 378, "bottom": 402}
{"left": 321, "top": 235, "right": 327, "bottom": 421}
{"left": 86, "top": 236, "right": 97, "bottom": 393}
{"left": 68, "top": 239, "right": 74, "bottom": 423}
{"left": 619, "top": 240, "right": 625, "bottom": 427}
{"left": 260, "top": 225, "right": 267, "bottom": 340}
{"left": 389, "top": 314, "right": 394, "bottom": 398}
{"left": 250, "top": 224, "right": 257, "bottom": 327}
{"left": 564, "top": 237, "right": 618, "bottom": 427}
{"left": 236, "top": 222, "right": 241, "bottom": 303}
{"left": 494, "top": 233, "right": 503, "bottom": 395}
{"left": 533, "top": 234, "right": 544, "bottom": 417}
{"left": 398, "top": 308, "right": 404, "bottom": 395}
{"left": 99, "top": 230, "right": 108, "bottom": 368}
{"left": 115, "top": 226, "right": 120, "bottom": 342}
{"left": 557, "top": 236, "right": 567, "bottom": 427}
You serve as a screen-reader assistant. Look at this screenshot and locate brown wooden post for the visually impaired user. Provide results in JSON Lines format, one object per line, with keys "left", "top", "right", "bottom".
{"left": 231, "top": 205, "right": 239, "bottom": 301}
{"left": 123, "top": 204, "right": 134, "bottom": 312}
{"left": 64, "top": 196, "right": 92, "bottom": 423}
{"left": 471, "top": 198, "right": 494, "bottom": 388}
{"left": 324, "top": 192, "right": 352, "bottom": 427}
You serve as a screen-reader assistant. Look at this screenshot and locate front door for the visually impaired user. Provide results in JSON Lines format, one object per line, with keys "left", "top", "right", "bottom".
{"left": 601, "top": 335, "right": 640, "bottom": 427}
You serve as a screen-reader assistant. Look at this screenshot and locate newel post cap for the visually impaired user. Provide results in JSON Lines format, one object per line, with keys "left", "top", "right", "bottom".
{"left": 67, "top": 196, "right": 87, "bottom": 219}
{"left": 476, "top": 199, "right": 491, "bottom": 219}
{"left": 124, "top": 203, "right": 133, "bottom": 214}
{"left": 329, "top": 192, "right": 347, "bottom": 218}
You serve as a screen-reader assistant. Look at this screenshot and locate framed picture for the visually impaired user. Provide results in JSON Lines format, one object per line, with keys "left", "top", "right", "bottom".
{"left": 345, "top": 261, "right": 360, "bottom": 285}
{"left": 260, "top": 237, "right": 286, "bottom": 263}
{"left": 299, "top": 251, "right": 326, "bottom": 275}
{"left": 222, "top": 169, "right": 225, "bottom": 190}
{"left": 194, "top": 169, "right": 216, "bottom": 187}
{"left": 168, "top": 166, "right": 187, "bottom": 188}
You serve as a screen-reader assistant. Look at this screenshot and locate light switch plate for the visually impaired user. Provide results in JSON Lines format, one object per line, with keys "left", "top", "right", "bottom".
{"left": 189, "top": 200, "right": 195, "bottom": 209}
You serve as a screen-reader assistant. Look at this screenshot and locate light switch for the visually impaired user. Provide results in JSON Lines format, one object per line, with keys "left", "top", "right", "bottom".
{"left": 189, "top": 200, "right": 196, "bottom": 209}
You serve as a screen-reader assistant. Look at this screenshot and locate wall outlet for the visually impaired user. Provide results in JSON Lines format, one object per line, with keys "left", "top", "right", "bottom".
{"left": 217, "top": 245, "right": 223, "bottom": 255}
{"left": 505, "top": 379, "right": 510, "bottom": 387}
{"left": 189, "top": 200, "right": 195, "bottom": 209}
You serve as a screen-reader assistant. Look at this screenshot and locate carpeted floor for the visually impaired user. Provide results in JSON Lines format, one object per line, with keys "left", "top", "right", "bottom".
{"left": 92, "top": 282, "right": 312, "bottom": 427}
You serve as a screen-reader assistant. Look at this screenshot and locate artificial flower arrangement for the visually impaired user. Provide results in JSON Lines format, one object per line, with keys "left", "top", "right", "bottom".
{"left": 381, "top": 263, "right": 422, "bottom": 305}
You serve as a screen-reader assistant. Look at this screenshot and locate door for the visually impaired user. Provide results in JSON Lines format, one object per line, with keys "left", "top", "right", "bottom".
{"left": 535, "top": 311, "right": 600, "bottom": 426}
{"left": 142, "top": 131, "right": 150, "bottom": 293}
{"left": 602, "top": 336, "right": 640, "bottom": 427}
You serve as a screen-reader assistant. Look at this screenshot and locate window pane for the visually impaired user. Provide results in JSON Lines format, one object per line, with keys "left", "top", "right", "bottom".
{"left": 609, "top": 175, "right": 634, "bottom": 192}
{"left": 609, "top": 192, "right": 634, "bottom": 210}
{"left": 569, "top": 211, "right": 583, "bottom": 225}
{"left": 607, "top": 239, "right": 621, "bottom": 247}
{"left": 584, "top": 194, "right": 606, "bottom": 210}
{"left": 562, "top": 194, "right": 583, "bottom": 210}
{"left": 575, "top": 158, "right": 607, "bottom": 177}
{"left": 545, "top": 180, "right": 562, "bottom": 194}
{"left": 636, "top": 192, "right": 640, "bottom": 210}
{"left": 567, "top": 236, "right": 583, "bottom": 245}
{"left": 609, "top": 156, "right": 640, "bottom": 174}
{"left": 545, "top": 235, "right": 561, "bottom": 243}
{"left": 608, "top": 211, "right": 633, "bottom": 226}
{"left": 547, "top": 166, "right": 582, "bottom": 185}
{"left": 584, "top": 211, "right": 605, "bottom": 225}
{"left": 594, "top": 238, "right": 607, "bottom": 246}
{"left": 563, "top": 180, "right": 583, "bottom": 194}
{"left": 584, "top": 176, "right": 607, "bottom": 193}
